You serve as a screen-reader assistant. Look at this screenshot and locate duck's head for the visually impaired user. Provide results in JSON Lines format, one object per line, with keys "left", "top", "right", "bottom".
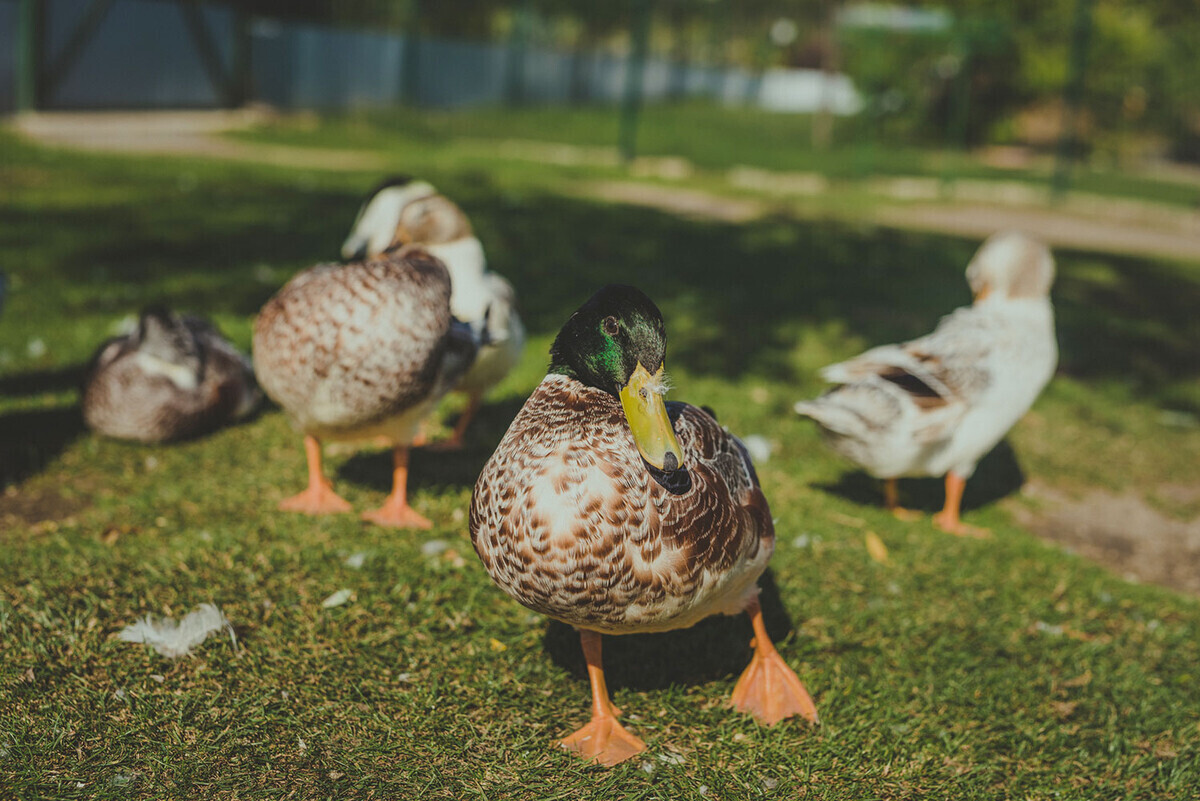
{"left": 965, "top": 231, "right": 1055, "bottom": 303}
{"left": 341, "top": 176, "right": 473, "bottom": 260}
{"left": 550, "top": 285, "right": 685, "bottom": 473}
{"left": 135, "top": 306, "right": 203, "bottom": 373}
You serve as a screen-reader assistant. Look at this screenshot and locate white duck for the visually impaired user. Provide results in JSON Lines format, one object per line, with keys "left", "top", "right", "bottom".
{"left": 794, "top": 232, "right": 1058, "bottom": 536}
{"left": 342, "top": 177, "right": 525, "bottom": 449}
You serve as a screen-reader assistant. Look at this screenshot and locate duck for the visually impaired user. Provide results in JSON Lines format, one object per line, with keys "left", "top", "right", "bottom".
{"left": 253, "top": 246, "right": 476, "bottom": 528}
{"left": 342, "top": 177, "right": 524, "bottom": 449}
{"left": 470, "top": 285, "right": 817, "bottom": 766}
{"left": 82, "top": 307, "right": 260, "bottom": 443}
{"left": 794, "top": 231, "right": 1057, "bottom": 537}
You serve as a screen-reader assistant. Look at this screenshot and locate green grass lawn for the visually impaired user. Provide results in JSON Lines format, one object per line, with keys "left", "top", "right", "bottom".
{"left": 235, "top": 103, "right": 1200, "bottom": 208}
{"left": 2, "top": 126, "right": 1200, "bottom": 799}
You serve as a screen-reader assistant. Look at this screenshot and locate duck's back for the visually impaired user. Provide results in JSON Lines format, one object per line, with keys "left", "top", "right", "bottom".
{"left": 82, "top": 331, "right": 256, "bottom": 443}
{"left": 470, "top": 374, "right": 773, "bottom": 635}
{"left": 253, "top": 249, "right": 455, "bottom": 433}
{"left": 931, "top": 298, "right": 1057, "bottom": 475}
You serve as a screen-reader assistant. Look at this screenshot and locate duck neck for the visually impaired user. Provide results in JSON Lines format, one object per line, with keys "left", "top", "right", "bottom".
{"left": 425, "top": 237, "right": 488, "bottom": 321}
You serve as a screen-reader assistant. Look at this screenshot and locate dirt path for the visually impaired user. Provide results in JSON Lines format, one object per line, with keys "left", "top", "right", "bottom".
{"left": 1011, "top": 482, "right": 1200, "bottom": 596}
{"left": 10, "top": 110, "right": 388, "bottom": 171}
{"left": 877, "top": 203, "right": 1200, "bottom": 264}
{"left": 12, "top": 110, "right": 1200, "bottom": 263}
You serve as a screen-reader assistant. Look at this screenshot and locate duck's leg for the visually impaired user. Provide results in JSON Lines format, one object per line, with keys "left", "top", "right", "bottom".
{"left": 411, "top": 421, "right": 429, "bottom": 448}
{"left": 560, "top": 630, "right": 646, "bottom": 766}
{"left": 932, "top": 471, "right": 989, "bottom": 538}
{"left": 883, "top": 478, "right": 921, "bottom": 521}
{"left": 279, "top": 435, "right": 352, "bottom": 514}
{"left": 428, "top": 392, "right": 482, "bottom": 451}
{"left": 730, "top": 597, "right": 819, "bottom": 726}
{"left": 361, "top": 446, "right": 432, "bottom": 529}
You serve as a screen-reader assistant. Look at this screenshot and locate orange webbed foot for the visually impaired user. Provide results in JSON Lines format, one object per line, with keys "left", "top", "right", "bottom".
{"left": 731, "top": 641, "right": 820, "bottom": 726}
{"left": 560, "top": 713, "right": 647, "bottom": 767}
{"left": 890, "top": 506, "right": 922, "bottom": 522}
{"left": 932, "top": 512, "right": 990, "bottom": 538}
{"left": 278, "top": 483, "right": 352, "bottom": 515}
{"left": 361, "top": 500, "right": 432, "bottom": 529}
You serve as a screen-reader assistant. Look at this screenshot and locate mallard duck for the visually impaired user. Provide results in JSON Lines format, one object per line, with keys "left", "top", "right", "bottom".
{"left": 342, "top": 177, "right": 525, "bottom": 449}
{"left": 82, "top": 307, "right": 260, "bottom": 442}
{"left": 470, "top": 285, "right": 817, "bottom": 766}
{"left": 794, "top": 231, "right": 1057, "bottom": 536}
{"left": 253, "top": 246, "right": 475, "bottom": 528}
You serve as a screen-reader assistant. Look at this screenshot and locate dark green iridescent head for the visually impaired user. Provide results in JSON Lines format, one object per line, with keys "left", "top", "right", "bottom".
{"left": 548, "top": 285, "right": 667, "bottom": 395}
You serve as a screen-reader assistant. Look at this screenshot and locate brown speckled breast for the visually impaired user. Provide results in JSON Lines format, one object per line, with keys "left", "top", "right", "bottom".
{"left": 470, "top": 374, "right": 774, "bottom": 634}
{"left": 253, "top": 247, "right": 456, "bottom": 435}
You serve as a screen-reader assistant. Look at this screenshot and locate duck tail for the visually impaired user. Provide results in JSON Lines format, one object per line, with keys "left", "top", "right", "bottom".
{"left": 793, "top": 397, "right": 866, "bottom": 438}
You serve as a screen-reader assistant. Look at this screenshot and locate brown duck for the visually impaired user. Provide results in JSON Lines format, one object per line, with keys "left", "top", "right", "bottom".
{"left": 253, "top": 246, "right": 475, "bottom": 527}
{"left": 470, "top": 285, "right": 817, "bottom": 766}
{"left": 82, "top": 307, "right": 259, "bottom": 443}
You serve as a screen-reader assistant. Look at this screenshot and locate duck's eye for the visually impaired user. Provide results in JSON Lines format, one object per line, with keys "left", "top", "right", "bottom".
{"left": 602, "top": 316, "right": 619, "bottom": 337}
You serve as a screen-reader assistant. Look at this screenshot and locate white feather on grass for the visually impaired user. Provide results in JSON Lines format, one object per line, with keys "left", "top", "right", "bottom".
{"left": 118, "top": 603, "right": 236, "bottom": 659}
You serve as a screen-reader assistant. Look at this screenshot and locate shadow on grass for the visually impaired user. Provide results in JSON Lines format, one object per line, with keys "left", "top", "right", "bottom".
{"left": 814, "top": 439, "right": 1027, "bottom": 514}
{"left": 5, "top": 181, "right": 358, "bottom": 319}
{"left": 462, "top": 187, "right": 1200, "bottom": 405}
{"left": 0, "top": 406, "right": 87, "bottom": 487}
{"left": 11, "top": 161, "right": 1196, "bottom": 404}
{"left": 541, "top": 570, "right": 795, "bottom": 692}
{"left": 0, "top": 364, "right": 86, "bottom": 397}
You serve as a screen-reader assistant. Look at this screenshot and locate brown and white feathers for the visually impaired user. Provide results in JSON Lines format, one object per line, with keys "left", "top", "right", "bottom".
{"left": 470, "top": 374, "right": 773, "bottom": 635}
{"left": 252, "top": 247, "right": 476, "bottom": 444}
{"left": 82, "top": 308, "right": 260, "bottom": 442}
{"left": 795, "top": 231, "right": 1057, "bottom": 480}
{"left": 342, "top": 178, "right": 525, "bottom": 404}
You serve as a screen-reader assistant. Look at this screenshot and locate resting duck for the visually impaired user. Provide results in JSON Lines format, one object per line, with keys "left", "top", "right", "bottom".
{"left": 342, "top": 177, "right": 524, "bottom": 449}
{"left": 794, "top": 231, "right": 1057, "bottom": 536}
{"left": 82, "top": 307, "right": 260, "bottom": 442}
{"left": 470, "top": 285, "right": 817, "bottom": 766}
{"left": 253, "top": 246, "right": 475, "bottom": 528}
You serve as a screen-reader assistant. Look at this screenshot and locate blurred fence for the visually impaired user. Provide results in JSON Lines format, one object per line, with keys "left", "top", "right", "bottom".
{"left": 0, "top": 0, "right": 861, "bottom": 114}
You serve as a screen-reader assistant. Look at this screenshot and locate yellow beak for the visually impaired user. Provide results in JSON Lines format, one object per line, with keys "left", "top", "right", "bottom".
{"left": 618, "top": 363, "right": 685, "bottom": 472}
{"left": 973, "top": 284, "right": 991, "bottom": 303}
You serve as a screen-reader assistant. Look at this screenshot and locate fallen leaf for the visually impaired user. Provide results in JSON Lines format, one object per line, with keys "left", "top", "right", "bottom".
{"left": 829, "top": 512, "right": 866, "bottom": 528}
{"left": 865, "top": 531, "right": 889, "bottom": 564}
{"left": 1063, "top": 670, "right": 1093, "bottom": 688}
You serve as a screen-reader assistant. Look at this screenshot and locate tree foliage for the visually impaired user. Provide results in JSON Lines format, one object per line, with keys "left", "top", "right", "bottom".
{"left": 216, "top": 0, "right": 1200, "bottom": 154}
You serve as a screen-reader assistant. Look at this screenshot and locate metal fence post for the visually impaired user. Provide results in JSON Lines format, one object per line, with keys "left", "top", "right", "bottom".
{"left": 504, "top": 0, "right": 533, "bottom": 106}
{"left": 619, "top": 0, "right": 653, "bottom": 163}
{"left": 231, "top": 6, "right": 252, "bottom": 107}
{"left": 402, "top": 0, "right": 422, "bottom": 106}
{"left": 1052, "top": 0, "right": 1093, "bottom": 200}
{"left": 16, "top": 0, "right": 44, "bottom": 111}
{"left": 940, "top": 29, "right": 973, "bottom": 195}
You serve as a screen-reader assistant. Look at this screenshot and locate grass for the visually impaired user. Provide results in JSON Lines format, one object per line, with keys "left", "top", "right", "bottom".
{"left": 2, "top": 122, "right": 1200, "bottom": 799}
{"left": 235, "top": 103, "right": 1200, "bottom": 208}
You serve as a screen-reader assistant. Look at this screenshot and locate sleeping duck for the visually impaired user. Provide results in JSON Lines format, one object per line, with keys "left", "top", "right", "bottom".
{"left": 342, "top": 177, "right": 524, "bottom": 449}
{"left": 794, "top": 231, "right": 1057, "bottom": 537}
{"left": 470, "top": 285, "right": 817, "bottom": 766}
{"left": 82, "top": 307, "right": 260, "bottom": 443}
{"left": 253, "top": 246, "right": 476, "bottom": 528}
